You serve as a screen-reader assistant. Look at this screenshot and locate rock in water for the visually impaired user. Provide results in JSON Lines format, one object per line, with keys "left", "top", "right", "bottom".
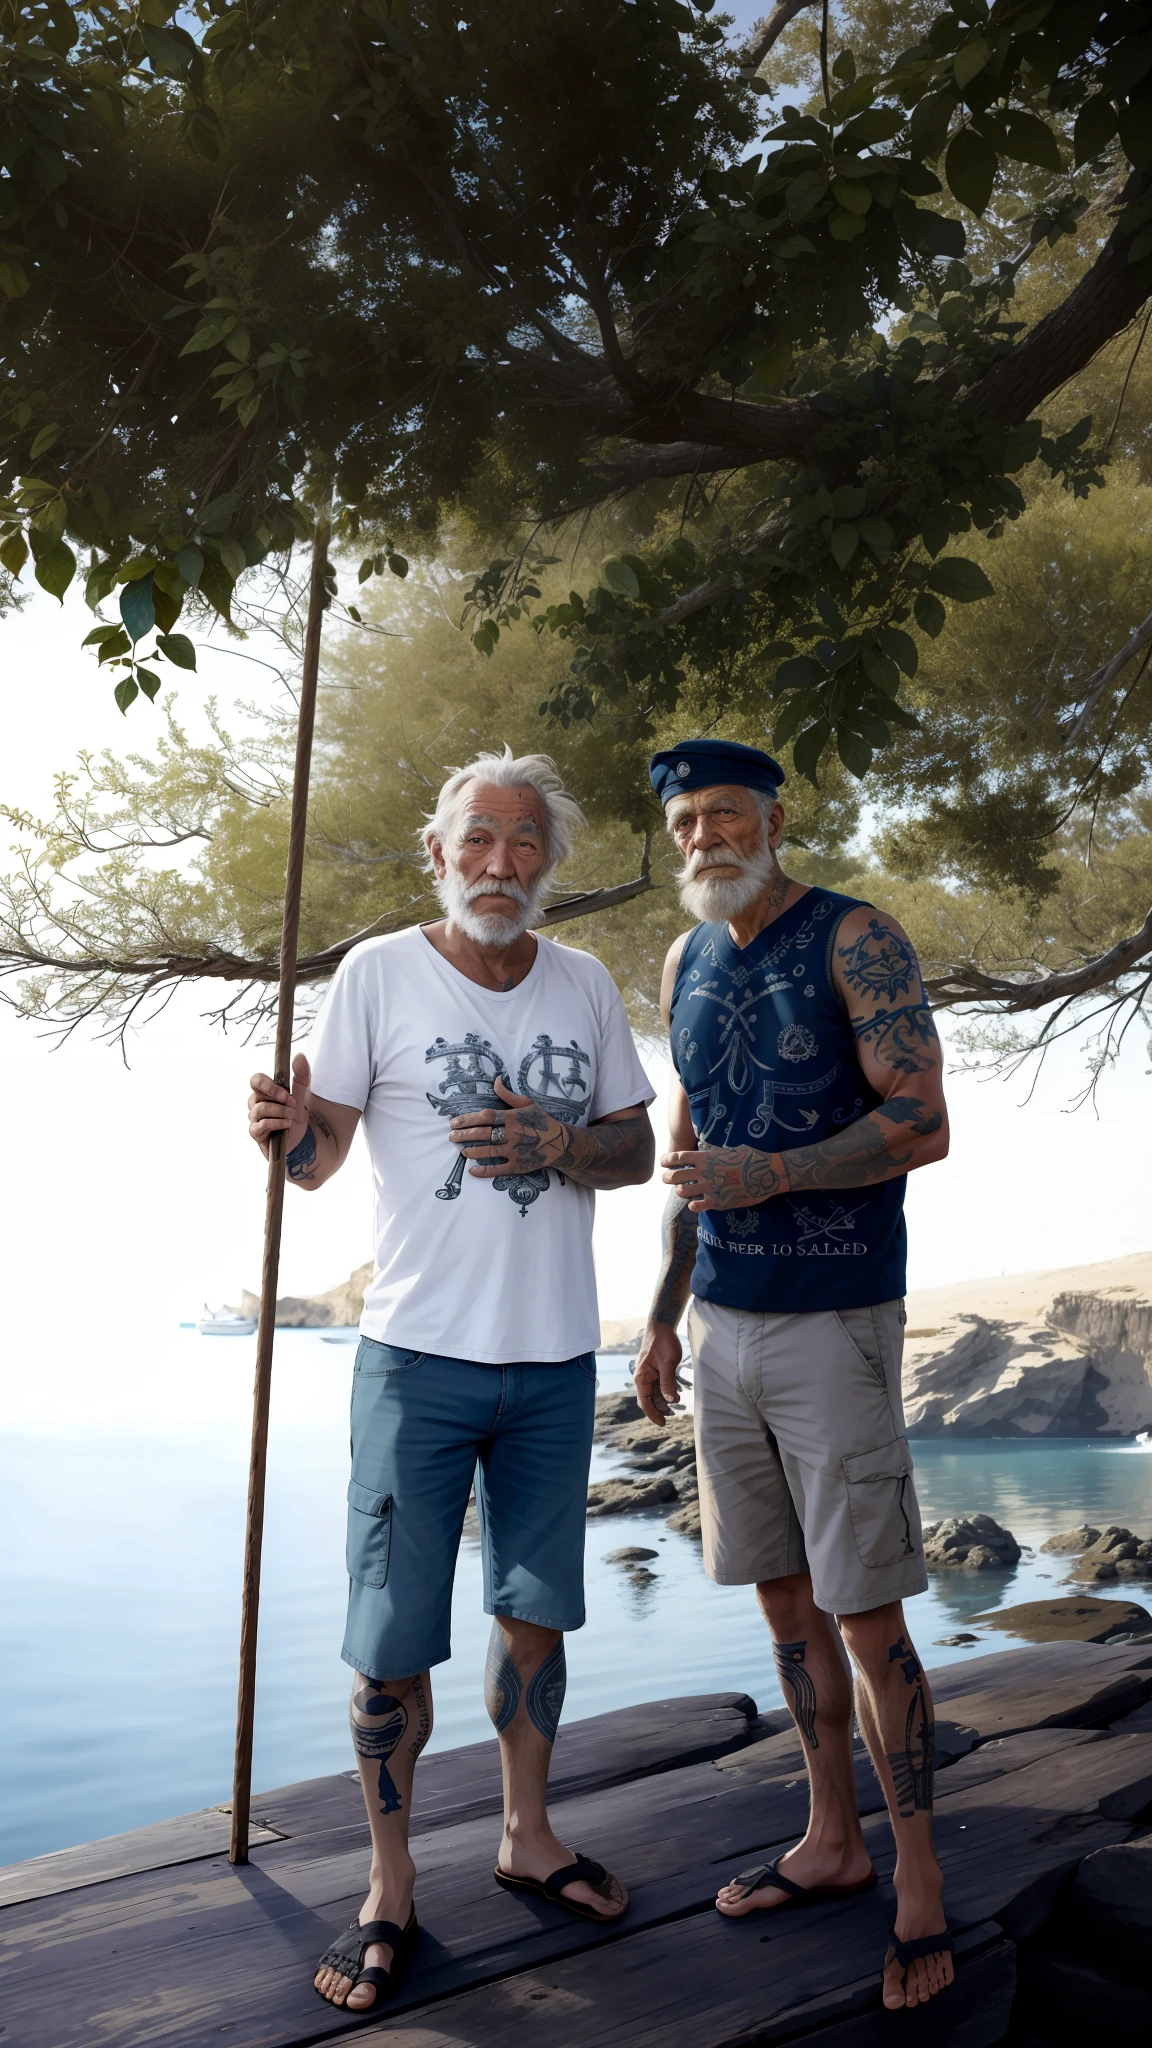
{"left": 666, "top": 1500, "right": 703, "bottom": 1538}
{"left": 922, "top": 1514, "right": 1021, "bottom": 1569}
{"left": 586, "top": 1476, "right": 678, "bottom": 1518}
{"left": 934, "top": 1633, "right": 984, "bottom": 1646}
{"left": 1070, "top": 1526, "right": 1152, "bottom": 1581}
{"left": 1040, "top": 1525, "right": 1101, "bottom": 1554}
{"left": 604, "top": 1546, "right": 659, "bottom": 1565}
{"left": 969, "top": 1595, "right": 1152, "bottom": 1643}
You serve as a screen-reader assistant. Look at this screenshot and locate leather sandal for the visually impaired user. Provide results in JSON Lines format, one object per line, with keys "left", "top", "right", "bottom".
{"left": 314, "top": 1909, "right": 418, "bottom": 2008}
{"left": 494, "top": 1852, "right": 627, "bottom": 1922}
{"left": 720, "top": 1853, "right": 878, "bottom": 1910}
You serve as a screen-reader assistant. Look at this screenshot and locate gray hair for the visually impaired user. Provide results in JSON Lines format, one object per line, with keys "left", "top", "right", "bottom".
{"left": 421, "top": 746, "right": 585, "bottom": 876}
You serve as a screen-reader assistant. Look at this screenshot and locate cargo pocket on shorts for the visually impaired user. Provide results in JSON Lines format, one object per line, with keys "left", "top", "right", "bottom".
{"left": 842, "top": 1439, "right": 916, "bottom": 1569}
{"left": 346, "top": 1479, "right": 392, "bottom": 1587}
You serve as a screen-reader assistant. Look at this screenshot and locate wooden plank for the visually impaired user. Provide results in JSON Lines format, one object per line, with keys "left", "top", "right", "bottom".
{"left": 0, "top": 1811, "right": 283, "bottom": 1910}
{"left": 3, "top": 1720, "right": 1148, "bottom": 2048}
{"left": 353, "top": 1917, "right": 1014, "bottom": 2048}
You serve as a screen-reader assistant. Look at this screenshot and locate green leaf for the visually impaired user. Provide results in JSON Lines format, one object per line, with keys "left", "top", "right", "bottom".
{"left": 602, "top": 559, "right": 641, "bottom": 599}
{"left": 224, "top": 325, "right": 250, "bottom": 362}
{"left": 1000, "top": 110, "right": 1063, "bottom": 173}
{"left": 830, "top": 178, "right": 871, "bottom": 216}
{"left": 772, "top": 234, "right": 815, "bottom": 258}
{"left": 34, "top": 539, "right": 76, "bottom": 601}
{"left": 216, "top": 538, "right": 247, "bottom": 582}
{"left": 198, "top": 557, "right": 233, "bottom": 622}
{"left": 919, "top": 510, "right": 949, "bottom": 556}
{"left": 358, "top": 557, "right": 375, "bottom": 583}
{"left": 0, "top": 531, "right": 28, "bottom": 576}
{"left": 830, "top": 485, "right": 866, "bottom": 519}
{"left": 925, "top": 555, "right": 994, "bottom": 602}
{"left": 830, "top": 524, "right": 859, "bottom": 568}
{"left": 773, "top": 691, "right": 818, "bottom": 748}
{"left": 347, "top": 605, "right": 362, "bottom": 623}
{"left": 0, "top": 257, "right": 28, "bottom": 299}
{"left": 140, "top": 22, "right": 197, "bottom": 76}
{"left": 828, "top": 207, "right": 867, "bottom": 240}
{"left": 135, "top": 667, "right": 162, "bottom": 701}
{"left": 792, "top": 718, "right": 831, "bottom": 784}
{"left": 831, "top": 49, "right": 855, "bottom": 84}
{"left": 750, "top": 335, "right": 792, "bottom": 389}
{"left": 858, "top": 516, "right": 894, "bottom": 555}
{"left": 29, "top": 423, "right": 62, "bottom": 460}
{"left": 120, "top": 574, "right": 156, "bottom": 643}
{"left": 953, "top": 34, "right": 990, "bottom": 91}
{"left": 914, "top": 590, "right": 947, "bottom": 637}
{"left": 860, "top": 645, "right": 900, "bottom": 693}
{"left": 177, "top": 545, "right": 204, "bottom": 588}
{"left": 180, "top": 322, "right": 229, "bottom": 357}
{"left": 837, "top": 728, "right": 874, "bottom": 778}
{"left": 945, "top": 129, "right": 996, "bottom": 215}
{"left": 776, "top": 654, "right": 824, "bottom": 688}
{"left": 785, "top": 168, "right": 829, "bottom": 220}
{"left": 96, "top": 630, "right": 131, "bottom": 665}
{"left": 198, "top": 492, "right": 239, "bottom": 533}
{"left": 114, "top": 676, "right": 139, "bottom": 715}
{"left": 387, "top": 553, "right": 409, "bottom": 577}
{"left": 1074, "top": 95, "right": 1119, "bottom": 166}
{"left": 878, "top": 625, "right": 918, "bottom": 676}
{"left": 156, "top": 632, "right": 197, "bottom": 670}
{"left": 82, "top": 623, "right": 122, "bottom": 646}
{"left": 909, "top": 90, "right": 955, "bottom": 163}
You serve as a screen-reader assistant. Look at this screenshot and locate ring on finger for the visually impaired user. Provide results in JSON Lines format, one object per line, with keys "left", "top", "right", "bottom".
{"left": 490, "top": 1124, "right": 506, "bottom": 1143}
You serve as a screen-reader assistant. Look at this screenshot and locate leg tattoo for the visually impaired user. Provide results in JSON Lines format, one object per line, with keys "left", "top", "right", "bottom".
{"left": 885, "top": 1636, "right": 934, "bottom": 1815}
{"left": 408, "top": 1672, "right": 432, "bottom": 1761}
{"left": 774, "top": 1639, "right": 819, "bottom": 1750}
{"left": 350, "top": 1680, "right": 408, "bottom": 1815}
{"left": 484, "top": 1622, "right": 522, "bottom": 1732}
{"left": 525, "top": 1640, "right": 566, "bottom": 1744}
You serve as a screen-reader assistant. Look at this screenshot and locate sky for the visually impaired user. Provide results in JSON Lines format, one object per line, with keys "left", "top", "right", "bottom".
{"left": 2, "top": 578, "right": 1149, "bottom": 1434}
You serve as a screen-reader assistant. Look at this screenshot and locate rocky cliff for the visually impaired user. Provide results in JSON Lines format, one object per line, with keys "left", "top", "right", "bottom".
{"left": 901, "top": 1251, "right": 1152, "bottom": 1438}
{"left": 241, "top": 1262, "right": 372, "bottom": 1328}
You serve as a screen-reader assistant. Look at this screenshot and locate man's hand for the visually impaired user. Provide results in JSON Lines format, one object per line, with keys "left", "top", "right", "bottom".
{"left": 662, "top": 1141, "right": 785, "bottom": 1212}
{"left": 450, "top": 1074, "right": 568, "bottom": 1178}
{"left": 633, "top": 1324, "right": 683, "bottom": 1428}
{"left": 249, "top": 1052, "right": 311, "bottom": 1160}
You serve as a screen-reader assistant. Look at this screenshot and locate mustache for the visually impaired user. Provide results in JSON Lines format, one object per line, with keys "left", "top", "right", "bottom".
{"left": 459, "top": 876, "right": 533, "bottom": 910}
{"left": 682, "top": 847, "right": 760, "bottom": 878}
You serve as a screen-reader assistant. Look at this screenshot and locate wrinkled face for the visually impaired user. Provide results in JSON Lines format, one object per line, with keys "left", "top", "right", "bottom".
{"left": 429, "top": 782, "right": 550, "bottom": 943}
{"left": 666, "top": 783, "right": 785, "bottom": 923}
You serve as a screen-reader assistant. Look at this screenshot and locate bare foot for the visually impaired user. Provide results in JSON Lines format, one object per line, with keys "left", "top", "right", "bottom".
{"left": 313, "top": 1858, "right": 415, "bottom": 2011}
{"left": 715, "top": 1837, "right": 874, "bottom": 1917}
{"left": 498, "top": 1829, "right": 627, "bottom": 1919}
{"left": 882, "top": 1871, "right": 953, "bottom": 2009}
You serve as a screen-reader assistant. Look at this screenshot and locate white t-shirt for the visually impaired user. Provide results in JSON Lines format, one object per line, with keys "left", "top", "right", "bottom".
{"left": 307, "top": 926, "right": 655, "bottom": 1362}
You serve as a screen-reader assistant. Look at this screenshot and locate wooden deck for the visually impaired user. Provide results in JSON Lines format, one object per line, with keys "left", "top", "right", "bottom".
{"left": 3, "top": 1642, "right": 1152, "bottom": 2048}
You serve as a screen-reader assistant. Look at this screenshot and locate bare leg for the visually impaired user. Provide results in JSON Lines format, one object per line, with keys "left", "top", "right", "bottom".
{"left": 486, "top": 1614, "right": 626, "bottom": 1919}
{"left": 716, "top": 1571, "right": 873, "bottom": 1915}
{"left": 314, "top": 1668, "right": 432, "bottom": 2011}
{"left": 839, "top": 1603, "right": 952, "bottom": 2011}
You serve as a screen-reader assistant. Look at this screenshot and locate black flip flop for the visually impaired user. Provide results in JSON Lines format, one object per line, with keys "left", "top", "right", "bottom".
{"left": 885, "top": 1926, "right": 954, "bottom": 1992}
{"left": 720, "top": 1854, "right": 878, "bottom": 1910}
{"left": 494, "top": 1852, "right": 626, "bottom": 1922}
{"left": 314, "top": 1909, "right": 418, "bottom": 2009}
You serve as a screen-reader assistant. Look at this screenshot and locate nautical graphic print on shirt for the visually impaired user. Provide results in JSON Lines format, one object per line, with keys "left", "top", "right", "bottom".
{"left": 425, "top": 1029, "right": 591, "bottom": 1215}
{"left": 669, "top": 888, "right": 908, "bottom": 1313}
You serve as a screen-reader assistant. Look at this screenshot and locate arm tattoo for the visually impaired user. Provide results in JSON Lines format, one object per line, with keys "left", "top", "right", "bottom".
{"left": 774, "top": 1641, "right": 819, "bottom": 1750}
{"left": 286, "top": 1122, "right": 317, "bottom": 1181}
{"left": 484, "top": 1622, "right": 522, "bottom": 1733}
{"left": 885, "top": 1636, "right": 934, "bottom": 1815}
{"left": 350, "top": 1680, "right": 408, "bottom": 1814}
{"left": 651, "top": 1193, "right": 699, "bottom": 1327}
{"left": 525, "top": 1640, "right": 566, "bottom": 1744}
{"left": 782, "top": 1098, "right": 939, "bottom": 1191}
{"left": 837, "top": 918, "right": 922, "bottom": 1004}
{"left": 853, "top": 1004, "right": 939, "bottom": 1074}
{"left": 506, "top": 1110, "right": 653, "bottom": 1190}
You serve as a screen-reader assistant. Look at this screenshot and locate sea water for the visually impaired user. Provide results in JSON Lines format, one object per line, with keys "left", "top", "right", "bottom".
{"left": 3, "top": 1340, "right": 1151, "bottom": 1867}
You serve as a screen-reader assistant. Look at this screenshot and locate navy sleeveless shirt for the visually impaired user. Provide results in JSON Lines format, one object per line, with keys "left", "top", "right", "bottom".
{"left": 669, "top": 887, "right": 907, "bottom": 1313}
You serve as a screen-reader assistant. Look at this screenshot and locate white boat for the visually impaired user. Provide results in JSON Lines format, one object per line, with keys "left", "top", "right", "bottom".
{"left": 197, "top": 1304, "right": 257, "bottom": 1336}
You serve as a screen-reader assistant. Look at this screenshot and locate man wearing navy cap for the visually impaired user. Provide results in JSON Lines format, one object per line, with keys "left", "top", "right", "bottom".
{"left": 635, "top": 738, "right": 953, "bottom": 2011}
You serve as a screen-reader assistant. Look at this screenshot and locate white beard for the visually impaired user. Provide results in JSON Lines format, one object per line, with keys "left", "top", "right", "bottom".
{"left": 437, "top": 864, "right": 544, "bottom": 945}
{"left": 677, "top": 844, "right": 778, "bottom": 924}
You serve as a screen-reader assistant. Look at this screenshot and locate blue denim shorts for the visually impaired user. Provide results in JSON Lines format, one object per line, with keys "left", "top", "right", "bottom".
{"left": 342, "top": 1339, "right": 597, "bottom": 1680}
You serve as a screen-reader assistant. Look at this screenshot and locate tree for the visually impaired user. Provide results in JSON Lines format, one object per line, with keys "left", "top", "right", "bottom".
{"left": 2, "top": 0, "right": 1151, "bottom": 1030}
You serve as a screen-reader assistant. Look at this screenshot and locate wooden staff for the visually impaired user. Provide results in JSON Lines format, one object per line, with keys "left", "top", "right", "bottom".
{"left": 230, "top": 507, "right": 331, "bottom": 1864}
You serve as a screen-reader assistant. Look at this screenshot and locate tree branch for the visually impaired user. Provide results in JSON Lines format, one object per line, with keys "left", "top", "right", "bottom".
{"left": 1063, "top": 603, "right": 1152, "bottom": 745}
{"left": 739, "top": 0, "right": 820, "bottom": 72}
{"left": 924, "top": 906, "right": 1152, "bottom": 1014}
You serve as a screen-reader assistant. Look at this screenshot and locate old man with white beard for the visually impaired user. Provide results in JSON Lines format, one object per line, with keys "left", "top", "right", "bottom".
{"left": 632, "top": 738, "right": 956, "bottom": 2015}
{"left": 247, "top": 749, "right": 654, "bottom": 2015}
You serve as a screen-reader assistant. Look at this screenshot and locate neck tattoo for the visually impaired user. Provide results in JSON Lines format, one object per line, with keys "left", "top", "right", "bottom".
{"left": 767, "top": 870, "right": 790, "bottom": 911}
{"left": 501, "top": 976, "right": 516, "bottom": 990}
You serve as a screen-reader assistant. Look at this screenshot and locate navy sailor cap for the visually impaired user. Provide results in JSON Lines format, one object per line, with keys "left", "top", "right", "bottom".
{"left": 648, "top": 737, "right": 786, "bottom": 805}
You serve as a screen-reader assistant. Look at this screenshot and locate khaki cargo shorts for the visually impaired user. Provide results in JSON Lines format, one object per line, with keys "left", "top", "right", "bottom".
{"left": 687, "top": 1296, "right": 928, "bottom": 1616}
